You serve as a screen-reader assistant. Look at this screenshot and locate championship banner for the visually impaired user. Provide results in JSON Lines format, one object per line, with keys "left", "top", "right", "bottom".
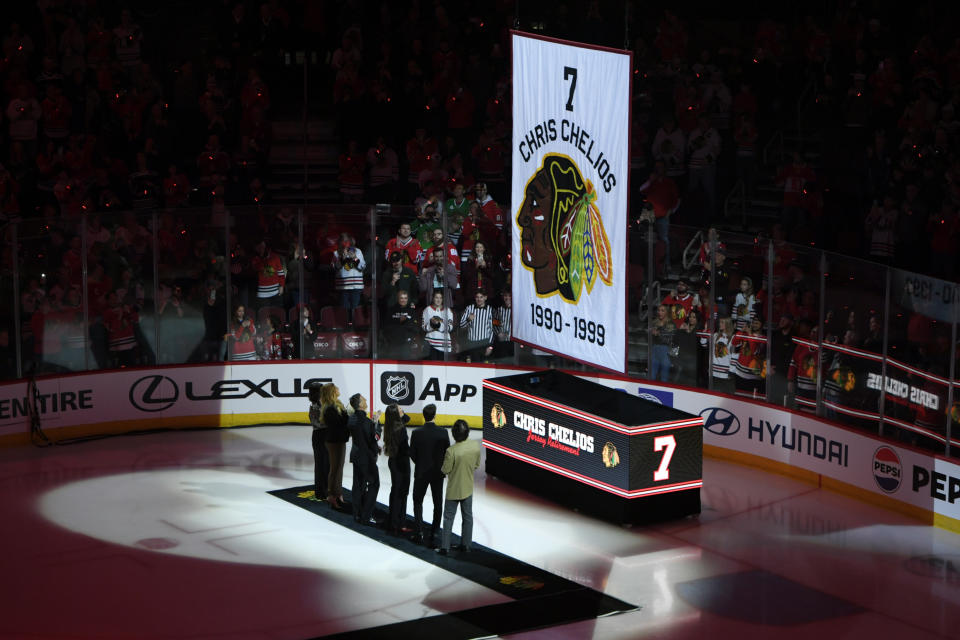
{"left": 511, "top": 32, "right": 631, "bottom": 373}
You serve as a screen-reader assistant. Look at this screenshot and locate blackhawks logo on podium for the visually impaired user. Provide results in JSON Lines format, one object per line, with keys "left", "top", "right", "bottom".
{"left": 517, "top": 154, "right": 612, "bottom": 303}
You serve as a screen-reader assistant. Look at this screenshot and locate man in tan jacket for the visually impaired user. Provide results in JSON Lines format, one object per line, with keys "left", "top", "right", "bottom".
{"left": 437, "top": 420, "right": 481, "bottom": 554}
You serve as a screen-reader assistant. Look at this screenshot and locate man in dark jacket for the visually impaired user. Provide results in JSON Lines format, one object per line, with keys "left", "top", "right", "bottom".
{"left": 408, "top": 403, "right": 450, "bottom": 546}
{"left": 348, "top": 393, "right": 382, "bottom": 525}
{"left": 380, "top": 251, "right": 419, "bottom": 307}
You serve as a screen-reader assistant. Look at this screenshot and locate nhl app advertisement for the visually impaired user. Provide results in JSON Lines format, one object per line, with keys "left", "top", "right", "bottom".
{"left": 511, "top": 32, "right": 630, "bottom": 373}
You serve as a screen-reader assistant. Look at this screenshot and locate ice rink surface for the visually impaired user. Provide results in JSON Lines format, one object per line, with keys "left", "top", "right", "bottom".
{"left": 1, "top": 424, "right": 957, "bottom": 639}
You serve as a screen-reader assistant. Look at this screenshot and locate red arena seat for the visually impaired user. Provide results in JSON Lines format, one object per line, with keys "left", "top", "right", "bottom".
{"left": 340, "top": 331, "right": 370, "bottom": 358}
{"left": 312, "top": 331, "right": 341, "bottom": 359}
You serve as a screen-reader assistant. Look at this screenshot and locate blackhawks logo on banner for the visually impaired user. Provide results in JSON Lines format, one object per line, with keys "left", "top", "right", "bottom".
{"left": 517, "top": 154, "right": 612, "bottom": 303}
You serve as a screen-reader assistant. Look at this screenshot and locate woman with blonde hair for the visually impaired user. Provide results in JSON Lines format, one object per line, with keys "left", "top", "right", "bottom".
{"left": 307, "top": 382, "right": 329, "bottom": 501}
{"left": 320, "top": 383, "right": 350, "bottom": 509}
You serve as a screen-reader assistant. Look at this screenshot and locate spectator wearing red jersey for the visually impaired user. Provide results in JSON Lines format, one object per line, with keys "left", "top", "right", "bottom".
{"left": 385, "top": 221, "right": 423, "bottom": 274}
{"left": 256, "top": 315, "right": 284, "bottom": 360}
{"left": 661, "top": 278, "right": 700, "bottom": 329}
{"left": 473, "top": 182, "right": 504, "bottom": 233}
{"left": 774, "top": 152, "right": 816, "bottom": 239}
{"left": 102, "top": 290, "right": 140, "bottom": 368}
{"left": 251, "top": 240, "right": 286, "bottom": 308}
{"left": 787, "top": 319, "right": 819, "bottom": 411}
{"left": 638, "top": 161, "right": 680, "bottom": 276}
{"left": 731, "top": 316, "right": 767, "bottom": 398}
{"left": 225, "top": 304, "right": 258, "bottom": 361}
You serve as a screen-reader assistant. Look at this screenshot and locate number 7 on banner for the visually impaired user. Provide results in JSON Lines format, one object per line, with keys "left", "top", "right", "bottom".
{"left": 653, "top": 435, "right": 677, "bottom": 481}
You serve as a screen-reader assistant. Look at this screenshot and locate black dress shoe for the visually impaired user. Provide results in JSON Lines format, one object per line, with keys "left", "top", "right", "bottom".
{"left": 455, "top": 544, "right": 469, "bottom": 553}
{"left": 410, "top": 533, "right": 424, "bottom": 544}
{"left": 435, "top": 548, "right": 448, "bottom": 556}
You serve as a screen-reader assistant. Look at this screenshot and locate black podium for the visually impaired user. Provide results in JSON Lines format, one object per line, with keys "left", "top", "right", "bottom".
{"left": 483, "top": 370, "right": 703, "bottom": 524}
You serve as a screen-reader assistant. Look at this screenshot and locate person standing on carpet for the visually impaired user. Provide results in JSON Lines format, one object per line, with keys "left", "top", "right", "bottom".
{"left": 409, "top": 403, "right": 449, "bottom": 546}
{"left": 383, "top": 403, "right": 411, "bottom": 536}
{"left": 307, "top": 382, "right": 329, "bottom": 502}
{"left": 320, "top": 383, "right": 350, "bottom": 510}
{"left": 348, "top": 393, "right": 382, "bottom": 525}
{"left": 438, "top": 420, "right": 481, "bottom": 555}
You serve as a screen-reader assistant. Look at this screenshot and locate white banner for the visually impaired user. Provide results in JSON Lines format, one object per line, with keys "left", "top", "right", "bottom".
{"left": 511, "top": 32, "right": 630, "bottom": 373}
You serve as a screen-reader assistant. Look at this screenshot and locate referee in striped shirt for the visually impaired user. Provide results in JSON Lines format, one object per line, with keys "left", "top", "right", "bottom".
{"left": 459, "top": 290, "right": 495, "bottom": 362}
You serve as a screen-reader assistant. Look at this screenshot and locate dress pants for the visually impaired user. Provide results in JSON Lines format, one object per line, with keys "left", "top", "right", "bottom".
{"left": 351, "top": 459, "right": 379, "bottom": 521}
{"left": 388, "top": 456, "right": 410, "bottom": 532}
{"left": 325, "top": 442, "right": 346, "bottom": 501}
{"left": 311, "top": 429, "right": 329, "bottom": 499}
{"left": 441, "top": 495, "right": 473, "bottom": 551}
{"left": 412, "top": 473, "right": 444, "bottom": 540}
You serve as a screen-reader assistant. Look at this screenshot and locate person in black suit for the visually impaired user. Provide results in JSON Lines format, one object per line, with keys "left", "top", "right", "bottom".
{"left": 408, "top": 403, "right": 450, "bottom": 546}
{"left": 348, "top": 393, "right": 382, "bottom": 525}
{"left": 383, "top": 403, "right": 412, "bottom": 536}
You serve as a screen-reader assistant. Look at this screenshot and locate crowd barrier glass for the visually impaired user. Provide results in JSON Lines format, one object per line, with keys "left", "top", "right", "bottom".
{"left": 775, "top": 243, "right": 822, "bottom": 411}
{"left": 819, "top": 252, "right": 886, "bottom": 435}
{"left": 301, "top": 206, "right": 376, "bottom": 362}
{"left": 886, "top": 267, "right": 960, "bottom": 452}
{"left": 1, "top": 210, "right": 957, "bottom": 458}
{"left": 0, "top": 222, "right": 15, "bottom": 379}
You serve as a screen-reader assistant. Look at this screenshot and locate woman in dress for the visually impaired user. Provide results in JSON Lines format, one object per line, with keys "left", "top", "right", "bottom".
{"left": 307, "top": 382, "right": 329, "bottom": 501}
{"left": 382, "top": 403, "right": 411, "bottom": 536}
{"left": 320, "top": 382, "right": 350, "bottom": 509}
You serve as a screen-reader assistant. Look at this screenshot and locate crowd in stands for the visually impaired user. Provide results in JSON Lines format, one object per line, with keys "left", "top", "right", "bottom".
{"left": 0, "top": 0, "right": 958, "bottom": 435}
